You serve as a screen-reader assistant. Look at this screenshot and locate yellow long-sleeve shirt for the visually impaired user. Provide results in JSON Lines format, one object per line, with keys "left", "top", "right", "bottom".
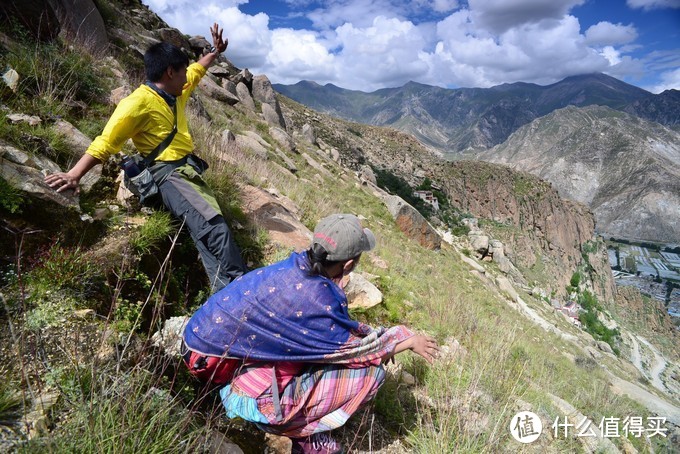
{"left": 86, "top": 62, "right": 207, "bottom": 162}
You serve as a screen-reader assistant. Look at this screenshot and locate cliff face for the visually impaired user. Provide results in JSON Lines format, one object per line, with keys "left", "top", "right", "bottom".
{"left": 615, "top": 287, "right": 677, "bottom": 337}
{"left": 479, "top": 105, "right": 680, "bottom": 242}
{"left": 437, "top": 160, "right": 610, "bottom": 296}
{"left": 586, "top": 242, "right": 618, "bottom": 304}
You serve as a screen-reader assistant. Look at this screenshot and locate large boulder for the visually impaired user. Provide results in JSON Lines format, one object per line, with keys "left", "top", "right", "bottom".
{"left": 235, "top": 82, "right": 255, "bottom": 110}
{"left": 240, "top": 185, "right": 311, "bottom": 252}
{"left": 261, "top": 102, "right": 286, "bottom": 129}
{"left": 49, "top": 0, "right": 108, "bottom": 53}
{"left": 231, "top": 68, "right": 253, "bottom": 88}
{"left": 359, "top": 165, "right": 376, "bottom": 185}
{"left": 234, "top": 135, "right": 268, "bottom": 160}
{"left": 157, "top": 28, "right": 192, "bottom": 55}
{"left": 272, "top": 149, "right": 297, "bottom": 174}
{"left": 53, "top": 120, "right": 100, "bottom": 192}
{"left": 384, "top": 195, "right": 441, "bottom": 250}
{"left": 269, "top": 127, "right": 296, "bottom": 153}
{"left": 252, "top": 75, "right": 286, "bottom": 129}
{"left": 199, "top": 77, "right": 239, "bottom": 105}
{"left": 344, "top": 272, "right": 383, "bottom": 309}
{"left": 301, "top": 123, "right": 317, "bottom": 146}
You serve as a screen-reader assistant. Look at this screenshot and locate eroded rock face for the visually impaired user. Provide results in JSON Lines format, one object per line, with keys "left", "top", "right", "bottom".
{"left": 442, "top": 160, "right": 600, "bottom": 296}
{"left": 384, "top": 195, "right": 441, "bottom": 250}
{"left": 481, "top": 105, "right": 680, "bottom": 243}
{"left": 0, "top": 141, "right": 100, "bottom": 259}
{"left": 50, "top": 0, "right": 109, "bottom": 53}
{"left": 0, "top": 142, "right": 78, "bottom": 209}
{"left": 614, "top": 287, "right": 676, "bottom": 334}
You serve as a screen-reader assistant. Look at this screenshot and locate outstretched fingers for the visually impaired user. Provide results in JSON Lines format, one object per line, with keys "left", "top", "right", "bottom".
{"left": 412, "top": 335, "right": 441, "bottom": 364}
{"left": 210, "top": 23, "right": 228, "bottom": 53}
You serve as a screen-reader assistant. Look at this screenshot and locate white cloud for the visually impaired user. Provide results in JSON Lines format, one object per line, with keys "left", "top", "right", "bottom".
{"left": 145, "top": 3, "right": 274, "bottom": 68}
{"left": 600, "top": 46, "right": 622, "bottom": 65}
{"left": 432, "top": 0, "right": 460, "bottom": 13}
{"left": 585, "top": 22, "right": 638, "bottom": 46}
{"left": 333, "top": 16, "right": 430, "bottom": 89}
{"left": 306, "top": 0, "right": 405, "bottom": 30}
{"left": 142, "top": 0, "right": 672, "bottom": 92}
{"left": 626, "top": 0, "right": 680, "bottom": 10}
{"left": 259, "top": 28, "right": 337, "bottom": 83}
{"left": 647, "top": 68, "right": 680, "bottom": 92}
{"left": 426, "top": 12, "right": 610, "bottom": 87}
{"left": 468, "top": 0, "right": 585, "bottom": 34}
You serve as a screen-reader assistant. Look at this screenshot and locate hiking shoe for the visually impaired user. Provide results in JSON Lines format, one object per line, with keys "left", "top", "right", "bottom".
{"left": 291, "top": 432, "right": 344, "bottom": 454}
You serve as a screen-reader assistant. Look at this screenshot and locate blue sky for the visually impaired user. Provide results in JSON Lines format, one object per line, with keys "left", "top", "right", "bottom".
{"left": 144, "top": 0, "right": 680, "bottom": 93}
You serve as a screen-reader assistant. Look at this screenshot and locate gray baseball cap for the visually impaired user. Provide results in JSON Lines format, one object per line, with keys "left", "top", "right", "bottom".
{"left": 312, "top": 214, "right": 376, "bottom": 261}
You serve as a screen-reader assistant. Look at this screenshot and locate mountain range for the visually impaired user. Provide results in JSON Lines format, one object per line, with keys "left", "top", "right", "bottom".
{"left": 275, "top": 75, "right": 680, "bottom": 242}
{"left": 274, "top": 74, "right": 680, "bottom": 152}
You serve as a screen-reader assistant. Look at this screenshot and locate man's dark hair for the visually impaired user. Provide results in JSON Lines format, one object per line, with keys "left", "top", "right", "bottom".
{"left": 144, "top": 42, "right": 190, "bottom": 82}
{"left": 306, "top": 244, "right": 359, "bottom": 278}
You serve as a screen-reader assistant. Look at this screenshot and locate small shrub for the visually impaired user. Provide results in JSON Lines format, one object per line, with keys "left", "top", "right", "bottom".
{"left": 0, "top": 177, "right": 24, "bottom": 214}
{"left": 574, "top": 355, "right": 597, "bottom": 371}
{"left": 129, "top": 211, "right": 175, "bottom": 254}
{"left": 113, "top": 297, "right": 144, "bottom": 333}
{"left": 45, "top": 365, "right": 93, "bottom": 403}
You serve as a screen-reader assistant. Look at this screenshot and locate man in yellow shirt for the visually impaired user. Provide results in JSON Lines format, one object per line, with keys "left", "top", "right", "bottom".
{"left": 45, "top": 23, "right": 246, "bottom": 290}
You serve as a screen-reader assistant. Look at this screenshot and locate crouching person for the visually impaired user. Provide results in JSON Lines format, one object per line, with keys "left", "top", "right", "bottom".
{"left": 182, "top": 214, "right": 439, "bottom": 453}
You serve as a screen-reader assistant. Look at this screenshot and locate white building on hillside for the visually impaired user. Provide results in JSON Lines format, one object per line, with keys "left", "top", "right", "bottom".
{"left": 414, "top": 190, "right": 439, "bottom": 211}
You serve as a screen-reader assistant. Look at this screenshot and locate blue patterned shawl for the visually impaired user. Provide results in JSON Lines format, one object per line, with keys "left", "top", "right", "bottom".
{"left": 184, "top": 252, "right": 411, "bottom": 364}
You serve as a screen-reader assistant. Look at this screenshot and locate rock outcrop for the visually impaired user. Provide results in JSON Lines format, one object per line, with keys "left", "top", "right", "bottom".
{"left": 384, "top": 195, "right": 441, "bottom": 250}
{"left": 440, "top": 160, "right": 600, "bottom": 295}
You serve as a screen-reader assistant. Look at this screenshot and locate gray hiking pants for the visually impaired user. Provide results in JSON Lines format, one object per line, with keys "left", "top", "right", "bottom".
{"left": 158, "top": 164, "right": 246, "bottom": 291}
